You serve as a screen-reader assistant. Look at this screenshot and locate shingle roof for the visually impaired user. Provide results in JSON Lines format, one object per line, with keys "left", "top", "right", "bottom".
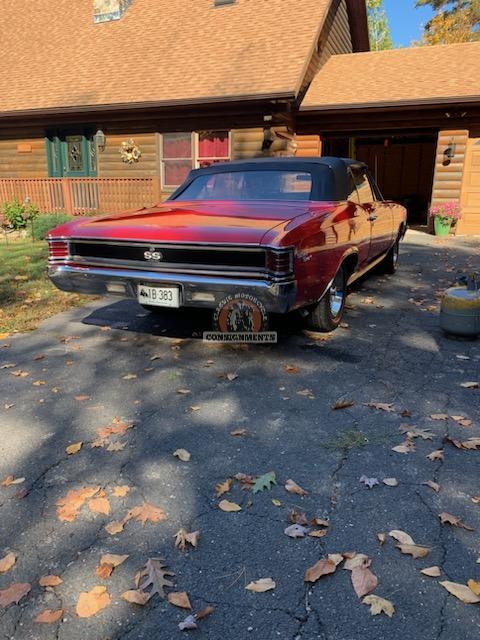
{"left": 0, "top": 0, "right": 332, "bottom": 115}
{"left": 302, "top": 42, "right": 480, "bottom": 111}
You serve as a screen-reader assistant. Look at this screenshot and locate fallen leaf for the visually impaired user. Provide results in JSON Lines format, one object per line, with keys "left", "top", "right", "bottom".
{"left": 106, "top": 441, "right": 126, "bottom": 452}
{"left": 396, "top": 544, "right": 431, "bottom": 558}
{"left": 389, "top": 530, "right": 415, "bottom": 545}
{"left": 174, "top": 528, "right": 200, "bottom": 551}
{"left": 230, "top": 428, "right": 248, "bottom": 436}
{"left": 351, "top": 566, "right": 378, "bottom": 598}
{"left": 400, "top": 427, "right": 434, "bottom": 440}
{"left": 56, "top": 486, "right": 100, "bottom": 522}
{"left": 297, "top": 388, "right": 315, "bottom": 398}
{"left": 430, "top": 414, "right": 449, "bottom": 421}
{"left": 245, "top": 578, "right": 276, "bottom": 593}
{"left": 105, "top": 520, "right": 126, "bottom": 535}
{"left": 96, "top": 563, "right": 113, "bottom": 579}
{"left": 383, "top": 478, "right": 398, "bottom": 487}
{"left": 88, "top": 496, "right": 111, "bottom": 516}
{"left": 427, "top": 449, "right": 444, "bottom": 461}
{"left": 190, "top": 405, "right": 201, "bottom": 411}
{"left": 360, "top": 475, "right": 379, "bottom": 489}
{"left": 177, "top": 389, "right": 191, "bottom": 395}
{"left": 364, "top": 402, "right": 395, "bottom": 412}
{"left": 285, "top": 524, "right": 308, "bottom": 538}
{"left": 234, "top": 473, "right": 256, "bottom": 486}
{"left": 392, "top": 440, "right": 416, "bottom": 454}
{"left": 285, "top": 479, "right": 308, "bottom": 496}
{"left": 179, "top": 615, "right": 197, "bottom": 630}
{"left": 377, "top": 533, "right": 386, "bottom": 545}
{"left": 460, "top": 381, "right": 479, "bottom": 389}
{"left": 309, "top": 529, "right": 327, "bottom": 538}
{"left": 122, "top": 373, "right": 137, "bottom": 380}
{"left": 74, "top": 395, "right": 90, "bottom": 401}
{"left": 362, "top": 595, "right": 395, "bottom": 617}
{"left": 66, "top": 442, "right": 82, "bottom": 455}
{"left": 173, "top": 449, "right": 191, "bottom": 462}
{"left": 448, "top": 437, "right": 480, "bottom": 450}
{"left": 35, "top": 608, "right": 64, "bottom": 624}
{"left": 343, "top": 554, "right": 371, "bottom": 570}
{"left": 168, "top": 591, "right": 192, "bottom": 609}
{"left": 219, "top": 499, "right": 241, "bottom": 512}
{"left": 284, "top": 365, "right": 300, "bottom": 374}
{"left": 32, "top": 380, "right": 46, "bottom": 386}
{"left": 196, "top": 605, "right": 215, "bottom": 620}
{"left": 76, "top": 585, "right": 111, "bottom": 617}
{"left": 10, "top": 370, "right": 29, "bottom": 378}
{"left": 253, "top": 471, "right": 276, "bottom": 494}
{"left": 421, "top": 566, "right": 441, "bottom": 577}
{"left": 1, "top": 475, "right": 25, "bottom": 487}
{"left": 467, "top": 579, "right": 480, "bottom": 596}
{"left": 96, "top": 417, "right": 134, "bottom": 439}
{"left": 440, "top": 581, "right": 480, "bottom": 604}
{"left": 128, "top": 502, "right": 167, "bottom": 526}
{"left": 122, "top": 589, "right": 149, "bottom": 605}
{"left": 439, "top": 512, "right": 474, "bottom": 531}
{"left": 0, "top": 553, "right": 16, "bottom": 574}
{"left": 272, "top": 499, "right": 282, "bottom": 507}
{"left": 332, "top": 400, "right": 354, "bottom": 410}
{"left": 215, "top": 478, "right": 233, "bottom": 497}
{"left": 0, "top": 583, "right": 31, "bottom": 607}
{"left": 451, "top": 415, "right": 473, "bottom": 428}
{"left": 289, "top": 510, "right": 309, "bottom": 526}
{"left": 423, "top": 480, "right": 440, "bottom": 492}
{"left": 137, "top": 558, "right": 175, "bottom": 601}
{"left": 304, "top": 559, "right": 337, "bottom": 583}
{"left": 100, "top": 553, "right": 128, "bottom": 567}
{"left": 226, "top": 373, "right": 238, "bottom": 381}
{"left": 39, "top": 575, "right": 63, "bottom": 587}
{"left": 111, "top": 485, "right": 130, "bottom": 498}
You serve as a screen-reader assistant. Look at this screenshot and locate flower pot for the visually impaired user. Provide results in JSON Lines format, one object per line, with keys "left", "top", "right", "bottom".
{"left": 434, "top": 216, "right": 452, "bottom": 238}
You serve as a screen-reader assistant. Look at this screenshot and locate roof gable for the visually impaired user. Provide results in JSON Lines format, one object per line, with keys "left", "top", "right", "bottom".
{"left": 0, "top": 0, "right": 335, "bottom": 115}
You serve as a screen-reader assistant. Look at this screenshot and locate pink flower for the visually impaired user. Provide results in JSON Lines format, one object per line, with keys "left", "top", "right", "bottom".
{"left": 429, "top": 200, "right": 462, "bottom": 220}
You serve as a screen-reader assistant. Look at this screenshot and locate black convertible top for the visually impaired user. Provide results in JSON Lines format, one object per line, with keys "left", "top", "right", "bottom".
{"left": 171, "top": 157, "right": 368, "bottom": 202}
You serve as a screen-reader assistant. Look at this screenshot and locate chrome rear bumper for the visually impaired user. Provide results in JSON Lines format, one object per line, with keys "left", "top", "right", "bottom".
{"left": 49, "top": 265, "right": 297, "bottom": 313}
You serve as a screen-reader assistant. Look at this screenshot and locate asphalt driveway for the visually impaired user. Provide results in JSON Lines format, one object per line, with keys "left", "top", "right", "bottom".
{"left": 1, "top": 229, "right": 480, "bottom": 640}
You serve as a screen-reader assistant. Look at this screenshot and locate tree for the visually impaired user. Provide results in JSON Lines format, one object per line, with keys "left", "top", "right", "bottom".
{"left": 416, "top": 0, "right": 480, "bottom": 44}
{"left": 367, "top": 0, "right": 394, "bottom": 50}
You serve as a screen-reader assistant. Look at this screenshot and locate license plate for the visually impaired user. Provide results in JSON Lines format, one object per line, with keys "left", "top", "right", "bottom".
{"left": 137, "top": 285, "right": 180, "bottom": 308}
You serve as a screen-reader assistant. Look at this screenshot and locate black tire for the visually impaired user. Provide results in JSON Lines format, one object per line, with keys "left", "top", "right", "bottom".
{"left": 306, "top": 266, "right": 346, "bottom": 332}
{"left": 380, "top": 238, "right": 400, "bottom": 275}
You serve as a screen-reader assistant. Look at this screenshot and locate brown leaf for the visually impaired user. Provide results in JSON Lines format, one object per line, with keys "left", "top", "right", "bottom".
{"left": 100, "top": 553, "right": 128, "bottom": 568}
{"left": 39, "top": 575, "right": 63, "bottom": 587}
{"left": 362, "top": 595, "right": 395, "bottom": 617}
{"left": 76, "top": 585, "right": 111, "bottom": 617}
{"left": 215, "top": 478, "right": 233, "bottom": 496}
{"left": 383, "top": 478, "right": 399, "bottom": 487}
{"left": 304, "top": 559, "right": 337, "bottom": 583}
{"left": 122, "top": 589, "right": 150, "bottom": 605}
{"left": 74, "top": 395, "right": 90, "bottom": 402}
{"left": 196, "top": 605, "right": 215, "bottom": 620}
{"left": 106, "top": 441, "right": 126, "bottom": 452}
{"left": 111, "top": 485, "right": 130, "bottom": 497}
{"left": 439, "top": 512, "right": 474, "bottom": 531}
{"left": 230, "top": 429, "right": 248, "bottom": 437}
{"left": 168, "top": 591, "right": 192, "bottom": 609}
{"left": 451, "top": 415, "right": 473, "bottom": 428}
{"left": 173, "top": 448, "right": 191, "bottom": 462}
{"left": 343, "top": 554, "right": 371, "bottom": 570}
{"left": 35, "top": 608, "right": 64, "bottom": 624}
{"left": 1, "top": 475, "right": 24, "bottom": 487}
{"left": 421, "top": 566, "right": 441, "bottom": 577}
{"left": 377, "top": 533, "right": 386, "bottom": 545}
{"left": 177, "top": 389, "right": 191, "bottom": 395}
{"left": 284, "top": 365, "right": 300, "bottom": 374}
{"left": 440, "top": 581, "right": 480, "bottom": 604}
{"left": 96, "top": 417, "right": 134, "bottom": 439}
{"left": 128, "top": 502, "right": 167, "bottom": 526}
{"left": 137, "top": 558, "right": 175, "bottom": 601}
{"left": 285, "top": 479, "right": 308, "bottom": 496}
{"left": 427, "top": 449, "right": 444, "bottom": 461}
{"left": 364, "top": 402, "right": 395, "bottom": 412}
{"left": 467, "top": 579, "right": 480, "bottom": 596}
{"left": 88, "top": 496, "right": 111, "bottom": 516}
{"left": 396, "top": 544, "right": 431, "bottom": 558}
{"left": 122, "top": 373, "right": 137, "bottom": 380}
{"left": 392, "top": 440, "right": 416, "bottom": 454}
{"left": 332, "top": 399, "right": 355, "bottom": 410}
{"left": 0, "top": 552, "right": 16, "bottom": 574}
{"left": 226, "top": 372, "right": 238, "bottom": 381}
{"left": 0, "top": 583, "right": 31, "bottom": 607}
{"left": 245, "top": 578, "right": 276, "bottom": 593}
{"left": 389, "top": 530, "right": 415, "bottom": 545}
{"left": 105, "top": 520, "right": 126, "bottom": 535}
{"left": 423, "top": 480, "right": 440, "bottom": 492}
{"left": 351, "top": 566, "right": 378, "bottom": 598}
{"left": 219, "top": 499, "right": 241, "bottom": 512}
{"left": 66, "top": 442, "right": 82, "bottom": 455}
{"left": 175, "top": 528, "right": 200, "bottom": 551}
{"left": 56, "top": 486, "right": 100, "bottom": 522}
{"left": 460, "top": 381, "right": 479, "bottom": 389}
{"left": 430, "top": 413, "right": 449, "bottom": 421}
{"left": 96, "top": 563, "right": 114, "bottom": 579}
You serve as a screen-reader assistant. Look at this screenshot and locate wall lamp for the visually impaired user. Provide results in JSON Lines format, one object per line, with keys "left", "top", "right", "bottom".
{"left": 443, "top": 139, "right": 456, "bottom": 166}
{"left": 95, "top": 129, "right": 106, "bottom": 152}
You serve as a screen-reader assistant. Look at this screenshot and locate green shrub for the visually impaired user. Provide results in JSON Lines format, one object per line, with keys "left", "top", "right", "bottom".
{"left": 2, "top": 199, "right": 27, "bottom": 230}
{"left": 32, "top": 213, "right": 74, "bottom": 240}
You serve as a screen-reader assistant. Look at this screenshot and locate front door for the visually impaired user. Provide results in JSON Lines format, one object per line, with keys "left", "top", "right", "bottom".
{"left": 46, "top": 134, "right": 97, "bottom": 178}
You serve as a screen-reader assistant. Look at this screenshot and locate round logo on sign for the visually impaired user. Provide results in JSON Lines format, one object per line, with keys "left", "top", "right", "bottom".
{"left": 213, "top": 293, "right": 268, "bottom": 333}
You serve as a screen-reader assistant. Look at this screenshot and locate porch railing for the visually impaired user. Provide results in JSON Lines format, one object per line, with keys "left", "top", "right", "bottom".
{"left": 0, "top": 177, "right": 162, "bottom": 215}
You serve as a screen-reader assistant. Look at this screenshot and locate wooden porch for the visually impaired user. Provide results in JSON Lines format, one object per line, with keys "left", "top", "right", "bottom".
{"left": 0, "top": 177, "right": 163, "bottom": 216}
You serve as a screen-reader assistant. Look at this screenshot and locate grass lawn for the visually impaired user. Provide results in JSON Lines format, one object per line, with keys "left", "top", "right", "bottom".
{"left": 0, "top": 238, "right": 90, "bottom": 335}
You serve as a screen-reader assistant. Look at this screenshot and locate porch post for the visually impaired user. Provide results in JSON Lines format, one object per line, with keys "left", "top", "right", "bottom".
{"left": 61, "top": 178, "right": 75, "bottom": 215}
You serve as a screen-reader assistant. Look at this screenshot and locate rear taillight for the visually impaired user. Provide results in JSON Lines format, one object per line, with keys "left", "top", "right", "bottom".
{"left": 48, "top": 239, "right": 69, "bottom": 264}
{"left": 265, "top": 248, "right": 294, "bottom": 277}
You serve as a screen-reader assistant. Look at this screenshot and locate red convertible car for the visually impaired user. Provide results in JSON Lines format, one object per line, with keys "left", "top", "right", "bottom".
{"left": 48, "top": 158, "right": 406, "bottom": 332}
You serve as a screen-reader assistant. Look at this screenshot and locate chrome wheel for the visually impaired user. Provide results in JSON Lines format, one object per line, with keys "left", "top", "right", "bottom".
{"left": 329, "top": 271, "right": 345, "bottom": 318}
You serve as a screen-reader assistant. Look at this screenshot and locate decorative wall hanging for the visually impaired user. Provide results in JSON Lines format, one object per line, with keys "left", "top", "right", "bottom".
{"left": 120, "top": 139, "right": 142, "bottom": 164}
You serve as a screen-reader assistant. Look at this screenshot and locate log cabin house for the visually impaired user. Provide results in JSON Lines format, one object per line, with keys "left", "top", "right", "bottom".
{"left": 0, "top": 0, "right": 479, "bottom": 234}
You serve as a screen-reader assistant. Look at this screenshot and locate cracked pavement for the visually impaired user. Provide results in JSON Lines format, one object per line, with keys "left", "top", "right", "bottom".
{"left": 1, "top": 229, "right": 480, "bottom": 640}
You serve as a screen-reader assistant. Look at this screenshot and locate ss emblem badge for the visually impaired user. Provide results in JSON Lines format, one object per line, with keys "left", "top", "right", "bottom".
{"left": 144, "top": 248, "right": 163, "bottom": 261}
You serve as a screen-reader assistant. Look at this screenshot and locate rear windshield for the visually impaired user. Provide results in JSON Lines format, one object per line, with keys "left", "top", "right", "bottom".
{"left": 173, "top": 170, "right": 313, "bottom": 201}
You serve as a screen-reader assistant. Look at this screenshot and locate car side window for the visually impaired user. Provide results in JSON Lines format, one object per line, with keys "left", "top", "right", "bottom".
{"left": 352, "top": 167, "right": 375, "bottom": 205}
{"left": 347, "top": 170, "right": 360, "bottom": 204}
